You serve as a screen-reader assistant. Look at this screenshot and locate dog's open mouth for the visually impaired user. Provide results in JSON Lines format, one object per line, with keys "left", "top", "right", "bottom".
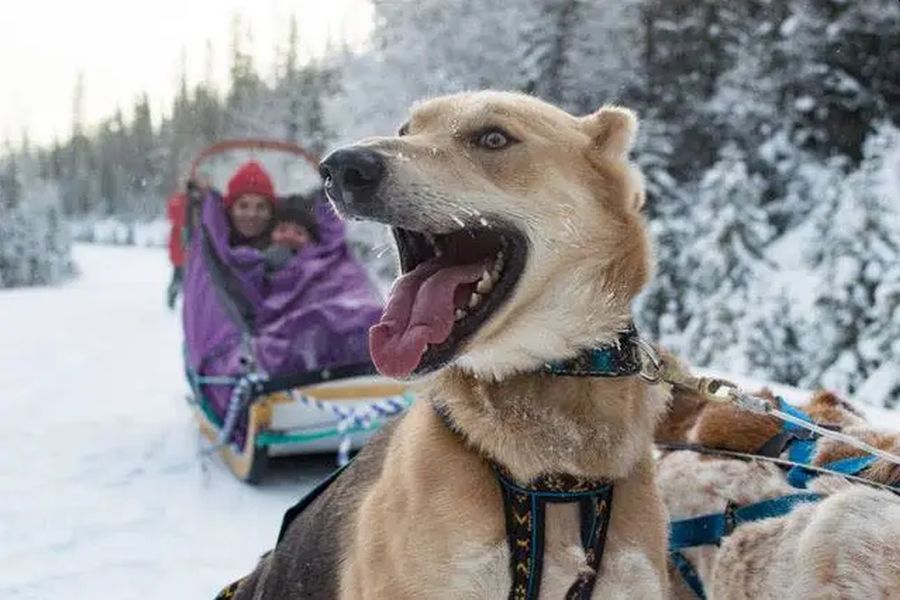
{"left": 370, "top": 225, "right": 527, "bottom": 378}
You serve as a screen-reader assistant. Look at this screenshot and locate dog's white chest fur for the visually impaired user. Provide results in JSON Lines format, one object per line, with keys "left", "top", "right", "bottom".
{"left": 444, "top": 502, "right": 664, "bottom": 600}
{"left": 446, "top": 542, "right": 662, "bottom": 599}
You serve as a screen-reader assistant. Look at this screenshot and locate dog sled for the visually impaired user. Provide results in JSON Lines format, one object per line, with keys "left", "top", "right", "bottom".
{"left": 179, "top": 139, "right": 412, "bottom": 483}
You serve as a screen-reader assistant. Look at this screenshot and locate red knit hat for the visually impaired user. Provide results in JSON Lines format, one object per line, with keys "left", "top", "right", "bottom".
{"left": 223, "top": 161, "right": 276, "bottom": 208}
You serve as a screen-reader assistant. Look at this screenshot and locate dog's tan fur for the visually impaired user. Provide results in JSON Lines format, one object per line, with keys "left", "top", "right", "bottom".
{"left": 230, "top": 91, "right": 670, "bottom": 599}
{"left": 657, "top": 369, "right": 900, "bottom": 599}
{"left": 354, "top": 92, "right": 650, "bottom": 381}
{"left": 341, "top": 378, "right": 670, "bottom": 599}
{"left": 336, "top": 91, "right": 670, "bottom": 599}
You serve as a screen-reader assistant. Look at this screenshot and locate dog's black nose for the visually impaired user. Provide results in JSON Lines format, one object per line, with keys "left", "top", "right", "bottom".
{"left": 319, "top": 147, "right": 385, "bottom": 206}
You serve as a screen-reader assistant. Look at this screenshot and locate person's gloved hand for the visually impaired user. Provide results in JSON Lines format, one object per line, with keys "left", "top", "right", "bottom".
{"left": 166, "top": 278, "right": 180, "bottom": 309}
{"left": 166, "top": 266, "right": 183, "bottom": 310}
{"left": 264, "top": 244, "right": 294, "bottom": 273}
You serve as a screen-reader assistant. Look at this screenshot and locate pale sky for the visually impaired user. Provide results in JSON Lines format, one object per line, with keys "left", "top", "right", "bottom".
{"left": 0, "top": 0, "right": 373, "bottom": 146}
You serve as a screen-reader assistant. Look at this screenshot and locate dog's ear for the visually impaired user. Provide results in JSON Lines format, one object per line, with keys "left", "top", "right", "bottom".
{"left": 582, "top": 106, "right": 644, "bottom": 210}
{"left": 582, "top": 105, "right": 638, "bottom": 160}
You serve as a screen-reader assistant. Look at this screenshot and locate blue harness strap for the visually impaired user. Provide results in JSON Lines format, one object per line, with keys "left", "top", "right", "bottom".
{"left": 756, "top": 397, "right": 859, "bottom": 489}
{"left": 754, "top": 398, "right": 818, "bottom": 461}
{"left": 669, "top": 492, "right": 823, "bottom": 551}
{"left": 671, "top": 550, "right": 707, "bottom": 600}
{"left": 669, "top": 493, "right": 822, "bottom": 599}
{"left": 543, "top": 326, "right": 642, "bottom": 378}
{"left": 766, "top": 397, "right": 878, "bottom": 488}
{"left": 777, "top": 398, "right": 818, "bottom": 464}
{"left": 787, "top": 453, "right": 879, "bottom": 488}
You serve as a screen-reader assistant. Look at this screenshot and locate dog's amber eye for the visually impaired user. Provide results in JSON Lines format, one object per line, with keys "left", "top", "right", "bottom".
{"left": 477, "top": 129, "right": 514, "bottom": 150}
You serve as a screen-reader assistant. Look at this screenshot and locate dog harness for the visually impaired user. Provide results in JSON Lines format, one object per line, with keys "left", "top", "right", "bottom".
{"left": 434, "top": 403, "right": 615, "bottom": 600}
{"left": 754, "top": 397, "right": 878, "bottom": 488}
{"left": 669, "top": 492, "right": 823, "bottom": 599}
{"left": 665, "top": 398, "right": 883, "bottom": 599}
{"left": 434, "top": 328, "right": 643, "bottom": 600}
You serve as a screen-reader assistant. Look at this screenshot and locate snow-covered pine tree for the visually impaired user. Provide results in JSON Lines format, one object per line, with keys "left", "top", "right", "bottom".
{"left": 807, "top": 124, "right": 900, "bottom": 404}
{"left": 744, "top": 290, "right": 810, "bottom": 386}
{"left": 678, "top": 145, "right": 775, "bottom": 370}
{"left": 518, "top": 0, "right": 581, "bottom": 106}
{"left": 553, "top": 0, "right": 644, "bottom": 114}
{"left": 0, "top": 146, "right": 73, "bottom": 288}
{"left": 129, "top": 94, "right": 158, "bottom": 218}
{"left": 635, "top": 117, "right": 695, "bottom": 345}
{"left": 0, "top": 141, "right": 21, "bottom": 209}
{"left": 225, "top": 15, "right": 272, "bottom": 139}
{"left": 777, "top": 0, "right": 900, "bottom": 161}
{"left": 274, "top": 15, "right": 336, "bottom": 158}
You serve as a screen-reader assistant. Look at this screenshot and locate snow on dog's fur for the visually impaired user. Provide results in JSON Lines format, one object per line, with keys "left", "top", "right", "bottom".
{"left": 656, "top": 358, "right": 900, "bottom": 599}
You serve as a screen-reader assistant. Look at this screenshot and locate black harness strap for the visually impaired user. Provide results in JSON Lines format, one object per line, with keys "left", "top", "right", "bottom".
{"left": 495, "top": 467, "right": 614, "bottom": 600}
{"left": 435, "top": 404, "right": 615, "bottom": 600}
{"left": 567, "top": 490, "right": 614, "bottom": 599}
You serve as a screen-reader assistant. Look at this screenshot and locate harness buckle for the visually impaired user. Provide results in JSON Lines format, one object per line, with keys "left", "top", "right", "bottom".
{"left": 722, "top": 501, "right": 739, "bottom": 538}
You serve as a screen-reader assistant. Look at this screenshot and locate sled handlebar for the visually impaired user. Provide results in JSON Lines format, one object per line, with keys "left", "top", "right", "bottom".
{"left": 189, "top": 139, "right": 321, "bottom": 180}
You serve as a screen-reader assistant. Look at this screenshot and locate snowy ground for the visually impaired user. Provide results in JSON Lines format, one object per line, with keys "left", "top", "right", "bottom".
{"left": 2, "top": 244, "right": 897, "bottom": 600}
{"left": 0, "top": 245, "right": 337, "bottom": 600}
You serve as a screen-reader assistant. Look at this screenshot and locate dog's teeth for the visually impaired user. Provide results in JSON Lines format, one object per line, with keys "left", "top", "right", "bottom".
{"left": 455, "top": 308, "right": 466, "bottom": 321}
{"left": 476, "top": 271, "right": 494, "bottom": 294}
{"left": 492, "top": 253, "right": 505, "bottom": 277}
{"left": 468, "top": 292, "right": 482, "bottom": 308}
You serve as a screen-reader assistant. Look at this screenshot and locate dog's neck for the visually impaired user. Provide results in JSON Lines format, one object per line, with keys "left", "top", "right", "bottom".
{"left": 428, "top": 366, "right": 666, "bottom": 483}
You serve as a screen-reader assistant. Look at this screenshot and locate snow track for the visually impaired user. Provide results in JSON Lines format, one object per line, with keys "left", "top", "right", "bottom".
{"left": 0, "top": 245, "right": 333, "bottom": 600}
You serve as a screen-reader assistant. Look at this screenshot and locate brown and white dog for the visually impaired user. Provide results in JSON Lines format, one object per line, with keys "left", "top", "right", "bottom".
{"left": 657, "top": 373, "right": 900, "bottom": 600}
{"left": 225, "top": 91, "right": 671, "bottom": 599}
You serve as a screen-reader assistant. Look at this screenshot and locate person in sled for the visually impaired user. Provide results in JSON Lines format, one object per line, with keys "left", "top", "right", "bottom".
{"left": 264, "top": 193, "right": 320, "bottom": 272}
{"left": 223, "top": 161, "right": 278, "bottom": 250}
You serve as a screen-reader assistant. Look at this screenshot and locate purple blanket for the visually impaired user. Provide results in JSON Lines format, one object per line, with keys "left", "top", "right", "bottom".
{"left": 181, "top": 189, "right": 383, "bottom": 444}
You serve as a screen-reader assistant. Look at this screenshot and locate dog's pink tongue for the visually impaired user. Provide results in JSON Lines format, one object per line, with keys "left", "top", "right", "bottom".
{"left": 370, "top": 260, "right": 487, "bottom": 378}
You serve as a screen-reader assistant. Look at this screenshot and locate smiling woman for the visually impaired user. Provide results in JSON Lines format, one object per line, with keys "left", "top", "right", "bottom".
{"left": 0, "top": 0, "right": 372, "bottom": 144}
